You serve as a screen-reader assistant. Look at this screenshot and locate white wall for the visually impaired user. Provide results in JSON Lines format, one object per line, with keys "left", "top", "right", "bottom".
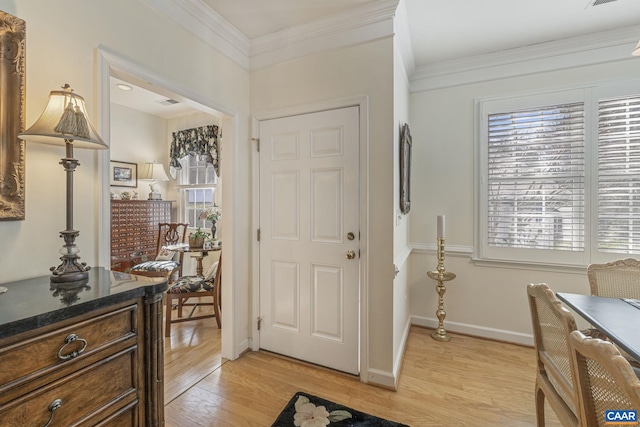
{"left": 392, "top": 42, "right": 411, "bottom": 383}
{"left": 409, "top": 57, "right": 640, "bottom": 344}
{"left": 251, "top": 37, "right": 396, "bottom": 384}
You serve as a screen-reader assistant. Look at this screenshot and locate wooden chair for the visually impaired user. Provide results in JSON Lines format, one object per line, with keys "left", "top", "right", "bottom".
{"left": 587, "top": 258, "right": 640, "bottom": 300}
{"left": 129, "top": 223, "right": 188, "bottom": 281}
{"left": 165, "top": 253, "right": 222, "bottom": 337}
{"left": 586, "top": 258, "right": 640, "bottom": 367}
{"left": 527, "top": 283, "right": 580, "bottom": 427}
{"left": 569, "top": 330, "right": 640, "bottom": 427}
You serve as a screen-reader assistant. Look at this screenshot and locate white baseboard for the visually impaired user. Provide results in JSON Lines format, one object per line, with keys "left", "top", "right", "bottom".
{"left": 367, "top": 316, "right": 412, "bottom": 390}
{"left": 237, "top": 338, "right": 251, "bottom": 358}
{"left": 367, "top": 368, "right": 397, "bottom": 389}
{"left": 410, "top": 315, "right": 534, "bottom": 347}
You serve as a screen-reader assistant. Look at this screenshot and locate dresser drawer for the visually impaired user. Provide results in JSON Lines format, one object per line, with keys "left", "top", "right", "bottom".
{"left": 0, "top": 304, "right": 138, "bottom": 397}
{"left": 95, "top": 402, "right": 137, "bottom": 426}
{"left": 0, "top": 347, "right": 139, "bottom": 427}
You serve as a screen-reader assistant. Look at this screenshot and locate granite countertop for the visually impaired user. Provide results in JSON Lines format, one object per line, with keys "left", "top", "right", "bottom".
{"left": 0, "top": 267, "right": 167, "bottom": 340}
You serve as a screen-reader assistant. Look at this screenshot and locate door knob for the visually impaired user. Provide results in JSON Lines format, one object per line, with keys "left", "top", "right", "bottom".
{"left": 345, "top": 250, "right": 356, "bottom": 260}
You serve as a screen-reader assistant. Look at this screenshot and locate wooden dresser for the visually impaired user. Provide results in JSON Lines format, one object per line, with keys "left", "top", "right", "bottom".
{"left": 0, "top": 269, "right": 167, "bottom": 426}
{"left": 111, "top": 200, "right": 173, "bottom": 272}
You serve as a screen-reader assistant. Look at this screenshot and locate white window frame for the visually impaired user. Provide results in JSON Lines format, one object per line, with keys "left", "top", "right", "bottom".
{"left": 175, "top": 154, "right": 218, "bottom": 229}
{"left": 475, "top": 79, "right": 640, "bottom": 267}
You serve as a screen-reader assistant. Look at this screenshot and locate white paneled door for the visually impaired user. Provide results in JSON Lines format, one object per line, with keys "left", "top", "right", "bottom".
{"left": 259, "top": 106, "right": 360, "bottom": 374}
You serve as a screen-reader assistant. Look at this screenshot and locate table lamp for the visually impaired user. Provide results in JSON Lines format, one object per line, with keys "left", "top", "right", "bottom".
{"left": 140, "top": 161, "right": 170, "bottom": 200}
{"left": 18, "top": 84, "right": 107, "bottom": 283}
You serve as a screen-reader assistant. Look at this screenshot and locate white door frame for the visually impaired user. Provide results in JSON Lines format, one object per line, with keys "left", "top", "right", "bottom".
{"left": 251, "top": 95, "right": 370, "bottom": 381}
{"left": 95, "top": 46, "right": 241, "bottom": 360}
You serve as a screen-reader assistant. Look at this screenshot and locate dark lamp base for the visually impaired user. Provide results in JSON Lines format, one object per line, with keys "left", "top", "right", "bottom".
{"left": 50, "top": 270, "right": 89, "bottom": 283}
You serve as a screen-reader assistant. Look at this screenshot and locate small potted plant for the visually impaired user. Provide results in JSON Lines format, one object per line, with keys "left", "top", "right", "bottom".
{"left": 188, "top": 228, "right": 210, "bottom": 248}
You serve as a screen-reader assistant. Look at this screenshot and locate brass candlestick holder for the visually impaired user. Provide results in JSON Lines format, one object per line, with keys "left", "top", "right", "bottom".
{"left": 427, "top": 237, "right": 456, "bottom": 342}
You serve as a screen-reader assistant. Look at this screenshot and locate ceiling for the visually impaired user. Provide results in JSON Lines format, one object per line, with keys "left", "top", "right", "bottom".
{"left": 113, "top": 0, "right": 640, "bottom": 117}
{"left": 202, "top": 0, "right": 640, "bottom": 65}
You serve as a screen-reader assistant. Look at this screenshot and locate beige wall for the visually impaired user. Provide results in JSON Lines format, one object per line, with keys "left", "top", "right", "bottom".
{"left": 409, "top": 58, "right": 640, "bottom": 343}
{"left": 110, "top": 103, "right": 170, "bottom": 201}
{"left": 251, "top": 37, "right": 396, "bottom": 382}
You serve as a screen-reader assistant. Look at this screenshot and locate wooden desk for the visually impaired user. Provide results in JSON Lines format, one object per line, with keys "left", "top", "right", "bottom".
{"left": 556, "top": 292, "right": 640, "bottom": 362}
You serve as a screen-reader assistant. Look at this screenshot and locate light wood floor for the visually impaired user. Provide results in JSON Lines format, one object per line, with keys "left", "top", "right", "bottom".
{"left": 163, "top": 308, "right": 562, "bottom": 426}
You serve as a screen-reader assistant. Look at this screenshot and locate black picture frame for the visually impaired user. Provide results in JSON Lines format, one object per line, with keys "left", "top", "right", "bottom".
{"left": 400, "top": 123, "right": 412, "bottom": 215}
{"left": 110, "top": 160, "right": 137, "bottom": 188}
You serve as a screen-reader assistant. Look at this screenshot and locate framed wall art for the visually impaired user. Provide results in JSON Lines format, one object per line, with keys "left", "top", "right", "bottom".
{"left": 110, "top": 160, "right": 137, "bottom": 188}
{"left": 399, "top": 123, "right": 412, "bottom": 215}
{"left": 0, "top": 11, "right": 26, "bottom": 220}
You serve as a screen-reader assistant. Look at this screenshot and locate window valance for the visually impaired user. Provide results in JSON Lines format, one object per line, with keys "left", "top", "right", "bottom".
{"left": 169, "top": 124, "right": 220, "bottom": 176}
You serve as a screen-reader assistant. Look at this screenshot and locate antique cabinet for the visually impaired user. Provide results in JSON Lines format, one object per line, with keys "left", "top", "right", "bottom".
{"left": 0, "top": 269, "right": 167, "bottom": 426}
{"left": 111, "top": 200, "right": 173, "bottom": 272}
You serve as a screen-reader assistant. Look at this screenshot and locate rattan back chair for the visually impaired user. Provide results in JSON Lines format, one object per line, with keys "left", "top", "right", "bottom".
{"left": 527, "top": 283, "right": 579, "bottom": 427}
{"left": 569, "top": 330, "right": 640, "bottom": 427}
{"left": 587, "top": 258, "right": 640, "bottom": 300}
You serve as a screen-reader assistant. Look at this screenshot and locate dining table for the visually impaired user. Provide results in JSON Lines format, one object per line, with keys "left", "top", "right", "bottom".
{"left": 556, "top": 292, "right": 640, "bottom": 362}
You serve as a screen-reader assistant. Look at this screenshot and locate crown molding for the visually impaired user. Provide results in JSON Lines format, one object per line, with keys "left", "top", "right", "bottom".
{"left": 410, "top": 24, "right": 640, "bottom": 93}
{"left": 140, "top": 0, "right": 250, "bottom": 70}
{"left": 143, "top": 0, "right": 402, "bottom": 71}
{"left": 249, "top": 0, "right": 399, "bottom": 69}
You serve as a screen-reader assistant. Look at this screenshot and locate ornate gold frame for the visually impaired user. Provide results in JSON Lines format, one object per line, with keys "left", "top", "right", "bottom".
{"left": 0, "top": 11, "right": 25, "bottom": 220}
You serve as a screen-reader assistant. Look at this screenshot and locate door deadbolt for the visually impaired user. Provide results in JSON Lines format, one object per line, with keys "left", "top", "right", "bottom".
{"left": 347, "top": 232, "right": 355, "bottom": 241}
{"left": 345, "top": 250, "right": 356, "bottom": 260}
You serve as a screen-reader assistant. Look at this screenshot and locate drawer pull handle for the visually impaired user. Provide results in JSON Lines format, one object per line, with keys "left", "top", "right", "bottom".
{"left": 57, "top": 334, "right": 88, "bottom": 360}
{"left": 43, "top": 399, "right": 62, "bottom": 427}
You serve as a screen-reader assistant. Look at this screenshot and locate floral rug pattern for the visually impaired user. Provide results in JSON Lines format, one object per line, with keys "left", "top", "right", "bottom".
{"left": 272, "top": 392, "right": 409, "bottom": 427}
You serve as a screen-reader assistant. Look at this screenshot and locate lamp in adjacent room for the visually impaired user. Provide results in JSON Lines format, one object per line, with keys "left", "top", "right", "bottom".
{"left": 140, "top": 161, "right": 170, "bottom": 200}
{"left": 18, "top": 84, "right": 107, "bottom": 283}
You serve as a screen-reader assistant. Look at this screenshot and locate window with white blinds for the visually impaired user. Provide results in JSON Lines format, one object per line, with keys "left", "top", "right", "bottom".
{"left": 487, "top": 103, "right": 585, "bottom": 251}
{"left": 477, "top": 82, "right": 640, "bottom": 266}
{"left": 597, "top": 96, "right": 640, "bottom": 253}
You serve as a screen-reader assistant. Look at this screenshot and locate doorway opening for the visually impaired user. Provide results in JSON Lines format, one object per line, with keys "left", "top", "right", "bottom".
{"left": 96, "top": 48, "right": 236, "bottom": 402}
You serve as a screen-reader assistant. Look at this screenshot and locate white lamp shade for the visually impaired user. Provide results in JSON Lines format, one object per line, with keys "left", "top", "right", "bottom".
{"left": 18, "top": 88, "right": 107, "bottom": 150}
{"left": 634, "top": 40, "right": 640, "bottom": 57}
{"left": 140, "top": 162, "right": 170, "bottom": 181}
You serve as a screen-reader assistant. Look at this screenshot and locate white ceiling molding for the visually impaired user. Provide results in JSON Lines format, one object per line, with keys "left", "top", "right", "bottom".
{"left": 141, "top": 0, "right": 251, "bottom": 69}
{"left": 393, "top": 0, "right": 415, "bottom": 80}
{"left": 410, "top": 24, "right": 640, "bottom": 93}
{"left": 249, "top": 0, "right": 399, "bottom": 70}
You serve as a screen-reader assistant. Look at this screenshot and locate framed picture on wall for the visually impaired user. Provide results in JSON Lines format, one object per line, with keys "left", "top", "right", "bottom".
{"left": 400, "top": 123, "right": 412, "bottom": 214}
{"left": 110, "top": 160, "right": 137, "bottom": 187}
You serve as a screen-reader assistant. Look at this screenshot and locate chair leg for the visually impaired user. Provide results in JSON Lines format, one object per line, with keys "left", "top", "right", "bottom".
{"left": 165, "top": 293, "right": 173, "bottom": 337}
{"left": 213, "top": 288, "right": 221, "bottom": 329}
{"left": 177, "top": 297, "right": 184, "bottom": 318}
{"left": 534, "top": 384, "right": 545, "bottom": 427}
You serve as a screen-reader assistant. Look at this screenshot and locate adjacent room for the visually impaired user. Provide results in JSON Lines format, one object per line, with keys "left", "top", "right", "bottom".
{"left": 1, "top": 0, "right": 639, "bottom": 425}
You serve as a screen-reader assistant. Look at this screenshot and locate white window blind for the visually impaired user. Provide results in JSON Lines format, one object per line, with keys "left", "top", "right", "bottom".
{"left": 597, "top": 96, "right": 640, "bottom": 253}
{"left": 487, "top": 103, "right": 585, "bottom": 251}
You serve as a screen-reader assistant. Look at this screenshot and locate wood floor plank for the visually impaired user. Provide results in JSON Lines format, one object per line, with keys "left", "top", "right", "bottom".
{"left": 164, "top": 317, "right": 563, "bottom": 426}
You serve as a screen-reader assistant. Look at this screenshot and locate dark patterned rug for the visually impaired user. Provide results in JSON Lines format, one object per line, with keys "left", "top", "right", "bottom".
{"left": 272, "top": 392, "right": 410, "bottom": 427}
